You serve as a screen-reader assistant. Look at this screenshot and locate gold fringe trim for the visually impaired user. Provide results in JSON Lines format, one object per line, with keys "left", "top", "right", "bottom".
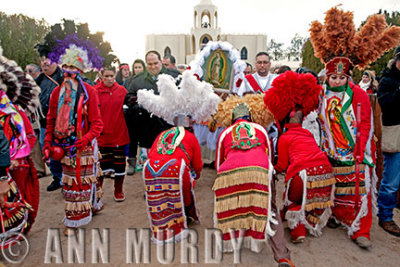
{"left": 96, "top": 187, "right": 104, "bottom": 199}
{"left": 306, "top": 214, "right": 321, "bottom": 224}
{"left": 149, "top": 202, "right": 182, "bottom": 213}
{"left": 307, "top": 177, "right": 336, "bottom": 189}
{"left": 83, "top": 176, "right": 97, "bottom": 184}
{"left": 305, "top": 200, "right": 334, "bottom": 211}
{"left": 333, "top": 164, "right": 365, "bottom": 174}
{"left": 3, "top": 209, "right": 25, "bottom": 228}
{"left": 217, "top": 217, "right": 267, "bottom": 234}
{"left": 215, "top": 193, "right": 269, "bottom": 213}
{"left": 213, "top": 170, "right": 268, "bottom": 191}
{"left": 335, "top": 187, "right": 367, "bottom": 195}
{"left": 9, "top": 182, "right": 17, "bottom": 194}
{"left": 152, "top": 216, "right": 185, "bottom": 232}
{"left": 65, "top": 201, "right": 92, "bottom": 212}
{"left": 97, "top": 163, "right": 103, "bottom": 177}
{"left": 62, "top": 174, "right": 97, "bottom": 186}
{"left": 61, "top": 155, "right": 96, "bottom": 167}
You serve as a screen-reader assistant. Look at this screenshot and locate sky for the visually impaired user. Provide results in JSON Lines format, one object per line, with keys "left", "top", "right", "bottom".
{"left": 2, "top": 0, "right": 399, "bottom": 64}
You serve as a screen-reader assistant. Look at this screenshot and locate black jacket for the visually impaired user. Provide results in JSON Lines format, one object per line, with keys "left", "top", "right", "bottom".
{"left": 377, "top": 65, "right": 400, "bottom": 126}
{"left": 124, "top": 67, "right": 179, "bottom": 148}
{"left": 125, "top": 67, "right": 179, "bottom": 102}
{"left": 36, "top": 67, "right": 64, "bottom": 127}
{"left": 0, "top": 124, "right": 10, "bottom": 176}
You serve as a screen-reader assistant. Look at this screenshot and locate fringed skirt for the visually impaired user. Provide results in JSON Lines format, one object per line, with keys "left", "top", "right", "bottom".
{"left": 1, "top": 165, "right": 36, "bottom": 248}
{"left": 213, "top": 166, "right": 276, "bottom": 253}
{"left": 61, "top": 144, "right": 102, "bottom": 228}
{"left": 284, "top": 164, "right": 335, "bottom": 236}
{"left": 331, "top": 164, "right": 370, "bottom": 232}
{"left": 143, "top": 158, "right": 198, "bottom": 244}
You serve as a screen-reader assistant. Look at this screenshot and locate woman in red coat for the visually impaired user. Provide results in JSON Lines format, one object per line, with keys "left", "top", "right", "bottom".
{"left": 95, "top": 68, "right": 130, "bottom": 201}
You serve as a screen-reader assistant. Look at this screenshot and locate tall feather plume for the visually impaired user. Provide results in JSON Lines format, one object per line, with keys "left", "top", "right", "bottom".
{"left": 137, "top": 71, "right": 220, "bottom": 125}
{"left": 309, "top": 21, "right": 327, "bottom": 62}
{"left": 353, "top": 14, "right": 388, "bottom": 68}
{"left": 0, "top": 46, "right": 41, "bottom": 114}
{"left": 310, "top": 6, "right": 400, "bottom": 70}
{"left": 323, "top": 7, "right": 356, "bottom": 58}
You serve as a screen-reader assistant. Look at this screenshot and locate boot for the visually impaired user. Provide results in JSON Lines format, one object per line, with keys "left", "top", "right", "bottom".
{"left": 114, "top": 176, "right": 125, "bottom": 202}
{"left": 290, "top": 223, "right": 306, "bottom": 243}
{"left": 127, "top": 157, "right": 136, "bottom": 175}
{"left": 353, "top": 236, "right": 372, "bottom": 249}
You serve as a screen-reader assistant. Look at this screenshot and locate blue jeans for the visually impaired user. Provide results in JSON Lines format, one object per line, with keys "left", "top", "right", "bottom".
{"left": 40, "top": 127, "right": 63, "bottom": 184}
{"left": 377, "top": 152, "right": 400, "bottom": 222}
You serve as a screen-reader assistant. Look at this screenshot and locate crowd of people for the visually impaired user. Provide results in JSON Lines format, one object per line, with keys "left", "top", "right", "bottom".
{"left": 1, "top": 6, "right": 400, "bottom": 267}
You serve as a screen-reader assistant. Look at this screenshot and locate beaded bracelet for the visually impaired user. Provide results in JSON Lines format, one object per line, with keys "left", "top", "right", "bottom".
{"left": 0, "top": 176, "right": 8, "bottom": 181}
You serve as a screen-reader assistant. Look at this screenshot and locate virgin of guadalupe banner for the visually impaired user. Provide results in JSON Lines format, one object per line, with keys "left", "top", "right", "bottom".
{"left": 202, "top": 49, "right": 233, "bottom": 90}
{"left": 190, "top": 41, "right": 246, "bottom": 93}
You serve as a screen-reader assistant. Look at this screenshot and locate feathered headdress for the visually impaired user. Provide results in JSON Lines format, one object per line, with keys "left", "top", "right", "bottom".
{"left": 137, "top": 71, "right": 221, "bottom": 125}
{"left": 213, "top": 94, "right": 275, "bottom": 127}
{"left": 48, "top": 33, "right": 103, "bottom": 72}
{"left": 310, "top": 6, "right": 400, "bottom": 75}
{"left": 264, "top": 71, "right": 322, "bottom": 123}
{"left": 0, "top": 45, "right": 40, "bottom": 115}
{"left": 36, "top": 20, "right": 116, "bottom": 71}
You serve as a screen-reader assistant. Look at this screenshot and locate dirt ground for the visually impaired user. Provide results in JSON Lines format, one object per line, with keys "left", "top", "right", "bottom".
{"left": 2, "top": 167, "right": 399, "bottom": 266}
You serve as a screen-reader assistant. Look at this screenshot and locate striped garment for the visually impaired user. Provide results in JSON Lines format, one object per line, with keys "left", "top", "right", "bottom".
{"left": 213, "top": 166, "right": 274, "bottom": 252}
{"left": 143, "top": 158, "right": 197, "bottom": 243}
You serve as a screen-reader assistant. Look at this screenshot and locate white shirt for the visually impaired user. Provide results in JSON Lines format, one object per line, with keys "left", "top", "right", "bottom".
{"left": 238, "top": 72, "right": 278, "bottom": 97}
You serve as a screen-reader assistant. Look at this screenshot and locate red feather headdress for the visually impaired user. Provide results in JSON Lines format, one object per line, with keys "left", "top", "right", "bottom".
{"left": 264, "top": 71, "right": 322, "bottom": 123}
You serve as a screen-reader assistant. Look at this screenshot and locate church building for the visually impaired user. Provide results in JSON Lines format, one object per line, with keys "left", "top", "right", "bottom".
{"left": 146, "top": 0, "right": 267, "bottom": 64}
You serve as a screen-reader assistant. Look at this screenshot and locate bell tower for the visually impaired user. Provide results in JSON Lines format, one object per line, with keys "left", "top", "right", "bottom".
{"left": 191, "top": 0, "right": 221, "bottom": 53}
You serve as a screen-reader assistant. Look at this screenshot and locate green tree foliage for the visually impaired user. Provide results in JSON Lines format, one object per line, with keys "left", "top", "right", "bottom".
{"left": 286, "top": 34, "right": 305, "bottom": 61}
{"left": 267, "top": 39, "right": 284, "bottom": 60}
{"left": 301, "top": 39, "right": 324, "bottom": 73}
{"left": 0, "top": 12, "right": 48, "bottom": 68}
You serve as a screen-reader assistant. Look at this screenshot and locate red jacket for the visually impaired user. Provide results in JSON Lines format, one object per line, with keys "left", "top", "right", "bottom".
{"left": 275, "top": 123, "right": 331, "bottom": 182}
{"left": 95, "top": 81, "right": 130, "bottom": 147}
{"left": 44, "top": 81, "right": 103, "bottom": 147}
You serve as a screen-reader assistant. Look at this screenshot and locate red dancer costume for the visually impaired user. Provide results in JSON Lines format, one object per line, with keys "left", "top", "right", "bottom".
{"left": 309, "top": 6, "right": 400, "bottom": 248}
{"left": 41, "top": 33, "right": 107, "bottom": 234}
{"left": 137, "top": 71, "right": 220, "bottom": 243}
{"left": 213, "top": 94, "right": 294, "bottom": 267}
{"left": 264, "top": 71, "right": 335, "bottom": 243}
{"left": 0, "top": 46, "right": 41, "bottom": 245}
{"left": 275, "top": 123, "right": 335, "bottom": 241}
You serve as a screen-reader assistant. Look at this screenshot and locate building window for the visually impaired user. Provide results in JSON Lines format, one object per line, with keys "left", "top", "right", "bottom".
{"left": 241, "top": 47, "right": 248, "bottom": 60}
{"left": 202, "top": 37, "right": 209, "bottom": 44}
{"left": 164, "top": 47, "right": 171, "bottom": 57}
{"left": 201, "top": 13, "right": 210, "bottom": 28}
